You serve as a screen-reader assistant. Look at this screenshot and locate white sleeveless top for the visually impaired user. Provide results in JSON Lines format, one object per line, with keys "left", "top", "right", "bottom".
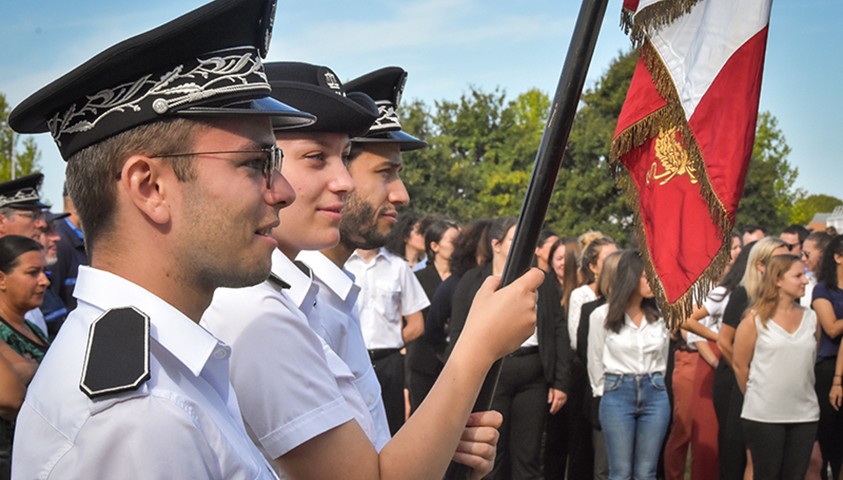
{"left": 741, "top": 308, "right": 819, "bottom": 423}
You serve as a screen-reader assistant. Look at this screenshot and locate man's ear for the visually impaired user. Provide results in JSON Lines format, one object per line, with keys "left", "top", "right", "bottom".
{"left": 119, "top": 155, "right": 174, "bottom": 226}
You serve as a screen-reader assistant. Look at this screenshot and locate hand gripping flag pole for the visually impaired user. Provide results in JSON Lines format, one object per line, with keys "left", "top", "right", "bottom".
{"left": 443, "top": 0, "right": 608, "bottom": 478}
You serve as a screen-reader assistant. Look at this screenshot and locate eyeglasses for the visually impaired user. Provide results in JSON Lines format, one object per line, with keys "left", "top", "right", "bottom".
{"left": 13, "top": 210, "right": 45, "bottom": 222}
{"left": 151, "top": 146, "right": 283, "bottom": 189}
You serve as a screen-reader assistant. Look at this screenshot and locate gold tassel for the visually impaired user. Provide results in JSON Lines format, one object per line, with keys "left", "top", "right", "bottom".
{"left": 625, "top": 0, "right": 703, "bottom": 47}
{"left": 610, "top": 39, "right": 736, "bottom": 330}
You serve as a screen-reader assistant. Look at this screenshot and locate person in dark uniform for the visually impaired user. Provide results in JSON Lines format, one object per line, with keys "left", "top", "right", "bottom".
{"left": 50, "top": 187, "right": 87, "bottom": 313}
{"left": 448, "top": 216, "right": 571, "bottom": 480}
{"left": 409, "top": 217, "right": 460, "bottom": 409}
{"left": 6, "top": 0, "right": 317, "bottom": 477}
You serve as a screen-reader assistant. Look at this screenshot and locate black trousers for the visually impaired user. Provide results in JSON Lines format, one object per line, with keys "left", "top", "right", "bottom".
{"left": 714, "top": 361, "right": 747, "bottom": 480}
{"left": 487, "top": 351, "right": 547, "bottom": 480}
{"left": 371, "top": 350, "right": 405, "bottom": 436}
{"left": 816, "top": 357, "right": 843, "bottom": 480}
{"left": 743, "top": 419, "right": 818, "bottom": 480}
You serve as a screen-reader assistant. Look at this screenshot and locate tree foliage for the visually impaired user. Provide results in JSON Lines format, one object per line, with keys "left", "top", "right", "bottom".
{"left": 399, "top": 50, "right": 800, "bottom": 244}
{"left": 735, "top": 111, "right": 802, "bottom": 231}
{"left": 791, "top": 194, "right": 843, "bottom": 226}
{"left": 1, "top": 93, "right": 41, "bottom": 181}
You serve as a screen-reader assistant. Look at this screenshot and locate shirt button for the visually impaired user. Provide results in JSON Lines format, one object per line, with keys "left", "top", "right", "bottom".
{"left": 213, "top": 348, "right": 229, "bottom": 360}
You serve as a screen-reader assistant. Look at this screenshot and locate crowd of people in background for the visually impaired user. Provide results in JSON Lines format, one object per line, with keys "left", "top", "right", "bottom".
{"left": 375, "top": 211, "right": 842, "bottom": 480}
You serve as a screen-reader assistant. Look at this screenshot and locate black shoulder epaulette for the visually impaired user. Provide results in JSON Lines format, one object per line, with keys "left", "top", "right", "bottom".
{"left": 268, "top": 272, "right": 291, "bottom": 290}
{"left": 80, "top": 307, "right": 151, "bottom": 399}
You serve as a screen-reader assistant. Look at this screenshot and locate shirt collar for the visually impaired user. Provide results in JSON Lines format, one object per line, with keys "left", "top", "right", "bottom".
{"left": 296, "top": 250, "right": 357, "bottom": 302}
{"left": 73, "top": 266, "right": 222, "bottom": 377}
{"left": 271, "top": 249, "right": 317, "bottom": 313}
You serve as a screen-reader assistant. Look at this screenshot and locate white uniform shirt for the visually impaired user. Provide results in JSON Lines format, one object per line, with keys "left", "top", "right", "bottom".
{"left": 344, "top": 248, "right": 430, "bottom": 350}
{"left": 13, "top": 266, "right": 276, "bottom": 480}
{"left": 587, "top": 304, "right": 669, "bottom": 396}
{"left": 297, "top": 250, "right": 391, "bottom": 450}
{"left": 203, "top": 249, "right": 375, "bottom": 463}
{"left": 568, "top": 284, "right": 597, "bottom": 352}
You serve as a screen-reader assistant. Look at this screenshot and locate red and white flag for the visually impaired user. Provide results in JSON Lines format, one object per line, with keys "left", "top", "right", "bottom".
{"left": 611, "top": 0, "right": 772, "bottom": 323}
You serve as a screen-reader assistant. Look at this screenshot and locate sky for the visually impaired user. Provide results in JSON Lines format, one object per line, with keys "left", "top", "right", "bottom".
{"left": 1, "top": 0, "right": 839, "bottom": 210}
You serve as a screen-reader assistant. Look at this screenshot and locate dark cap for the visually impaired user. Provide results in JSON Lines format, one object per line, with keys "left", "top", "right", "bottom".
{"left": 264, "top": 62, "right": 378, "bottom": 137}
{"left": 344, "top": 67, "right": 426, "bottom": 152}
{"left": 44, "top": 210, "right": 71, "bottom": 224}
{"left": 9, "top": 0, "right": 316, "bottom": 161}
{"left": 0, "top": 173, "right": 49, "bottom": 210}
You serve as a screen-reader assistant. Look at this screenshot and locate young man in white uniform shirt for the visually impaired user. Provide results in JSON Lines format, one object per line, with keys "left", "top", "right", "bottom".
{"left": 297, "top": 66, "right": 429, "bottom": 448}
{"left": 7, "top": 0, "right": 316, "bottom": 477}
{"left": 205, "top": 61, "right": 546, "bottom": 480}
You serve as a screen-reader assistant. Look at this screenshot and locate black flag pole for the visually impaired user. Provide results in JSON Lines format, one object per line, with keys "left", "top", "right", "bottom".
{"left": 444, "top": 0, "right": 608, "bottom": 478}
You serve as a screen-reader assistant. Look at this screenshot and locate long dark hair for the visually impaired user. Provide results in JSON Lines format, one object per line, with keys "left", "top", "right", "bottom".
{"left": 605, "top": 251, "right": 660, "bottom": 334}
{"left": 0, "top": 235, "right": 44, "bottom": 274}
{"left": 710, "top": 240, "right": 755, "bottom": 302}
{"left": 423, "top": 219, "right": 460, "bottom": 262}
{"left": 488, "top": 216, "right": 518, "bottom": 253}
{"left": 384, "top": 211, "right": 422, "bottom": 259}
{"left": 818, "top": 235, "right": 843, "bottom": 289}
{"left": 450, "top": 219, "right": 492, "bottom": 277}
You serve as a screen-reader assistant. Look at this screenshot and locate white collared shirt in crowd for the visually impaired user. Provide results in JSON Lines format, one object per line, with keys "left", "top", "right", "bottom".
{"left": 587, "top": 303, "right": 669, "bottom": 397}
{"left": 344, "top": 248, "right": 429, "bottom": 350}
{"left": 568, "top": 284, "right": 597, "bottom": 352}
{"left": 687, "top": 286, "right": 730, "bottom": 345}
{"left": 297, "top": 250, "right": 391, "bottom": 451}
{"left": 203, "top": 249, "right": 376, "bottom": 468}
{"left": 13, "top": 266, "right": 277, "bottom": 480}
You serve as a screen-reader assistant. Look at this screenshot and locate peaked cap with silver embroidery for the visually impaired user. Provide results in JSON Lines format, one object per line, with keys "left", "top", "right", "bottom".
{"left": 264, "top": 62, "right": 378, "bottom": 137}
{"left": 9, "top": 0, "right": 315, "bottom": 160}
{"left": 344, "top": 67, "right": 426, "bottom": 152}
{"left": 0, "top": 173, "right": 49, "bottom": 210}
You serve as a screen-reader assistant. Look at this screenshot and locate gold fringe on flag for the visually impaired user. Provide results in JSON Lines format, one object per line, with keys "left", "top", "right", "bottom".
{"left": 610, "top": 39, "right": 734, "bottom": 330}
{"left": 621, "top": 0, "right": 703, "bottom": 47}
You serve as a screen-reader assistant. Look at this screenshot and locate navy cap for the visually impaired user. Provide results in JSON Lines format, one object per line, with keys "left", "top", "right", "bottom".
{"left": 9, "top": 0, "right": 316, "bottom": 161}
{"left": 344, "top": 67, "right": 426, "bottom": 152}
{"left": 264, "top": 62, "right": 378, "bottom": 137}
{"left": 0, "top": 173, "right": 50, "bottom": 210}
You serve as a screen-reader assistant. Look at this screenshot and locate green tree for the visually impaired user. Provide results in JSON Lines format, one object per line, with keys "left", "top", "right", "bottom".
{"left": 735, "top": 111, "right": 802, "bottom": 232}
{"left": 1, "top": 92, "right": 41, "bottom": 181}
{"left": 546, "top": 49, "right": 638, "bottom": 244}
{"left": 790, "top": 194, "right": 843, "bottom": 226}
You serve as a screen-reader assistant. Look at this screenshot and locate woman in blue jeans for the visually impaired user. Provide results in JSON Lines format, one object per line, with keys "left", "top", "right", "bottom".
{"left": 587, "top": 250, "right": 670, "bottom": 479}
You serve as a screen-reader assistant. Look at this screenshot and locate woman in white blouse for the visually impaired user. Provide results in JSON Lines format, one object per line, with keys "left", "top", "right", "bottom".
{"left": 587, "top": 250, "right": 670, "bottom": 480}
{"left": 732, "top": 254, "right": 819, "bottom": 479}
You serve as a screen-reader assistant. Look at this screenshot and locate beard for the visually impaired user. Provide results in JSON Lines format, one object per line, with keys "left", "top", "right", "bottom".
{"left": 339, "top": 194, "right": 389, "bottom": 250}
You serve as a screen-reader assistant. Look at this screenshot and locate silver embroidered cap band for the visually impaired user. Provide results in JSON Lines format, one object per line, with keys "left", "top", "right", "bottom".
{"left": 344, "top": 67, "right": 427, "bottom": 152}
{"left": 9, "top": 0, "right": 315, "bottom": 161}
{"left": 0, "top": 173, "right": 49, "bottom": 210}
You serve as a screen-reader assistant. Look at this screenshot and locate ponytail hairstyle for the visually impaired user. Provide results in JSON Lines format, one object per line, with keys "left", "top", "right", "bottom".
{"left": 580, "top": 237, "right": 615, "bottom": 286}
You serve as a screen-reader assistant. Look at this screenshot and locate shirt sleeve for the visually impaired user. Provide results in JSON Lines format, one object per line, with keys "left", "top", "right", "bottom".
{"left": 46, "top": 397, "right": 223, "bottom": 479}
{"left": 587, "top": 306, "right": 607, "bottom": 397}
{"left": 567, "top": 287, "right": 587, "bottom": 351}
{"left": 205, "top": 287, "right": 353, "bottom": 459}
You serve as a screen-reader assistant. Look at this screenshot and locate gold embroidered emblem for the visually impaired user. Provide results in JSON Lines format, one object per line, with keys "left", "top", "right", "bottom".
{"left": 646, "top": 127, "right": 698, "bottom": 186}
